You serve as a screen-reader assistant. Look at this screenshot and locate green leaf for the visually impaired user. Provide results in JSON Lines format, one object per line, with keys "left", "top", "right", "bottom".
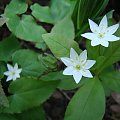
{"left": 100, "top": 71, "right": 120, "bottom": 93}
{"left": 3, "top": 77, "right": 59, "bottom": 113}
{"left": 4, "top": 0, "right": 28, "bottom": 15}
{"left": 64, "top": 78, "right": 105, "bottom": 120}
{"left": 12, "top": 49, "right": 57, "bottom": 77}
{"left": 31, "top": 0, "right": 72, "bottom": 24}
{"left": 0, "top": 114, "right": 17, "bottom": 120}
{"left": 0, "top": 82, "right": 9, "bottom": 109}
{"left": 5, "top": 15, "right": 46, "bottom": 43}
{"left": 0, "top": 62, "right": 6, "bottom": 79}
{"left": 96, "top": 41, "right": 120, "bottom": 74}
{"left": 41, "top": 71, "right": 87, "bottom": 90}
{"left": 4, "top": 0, "right": 46, "bottom": 47}
{"left": 15, "top": 107, "right": 45, "bottom": 120}
{"left": 0, "top": 35, "right": 20, "bottom": 62}
{"left": 42, "top": 17, "right": 80, "bottom": 59}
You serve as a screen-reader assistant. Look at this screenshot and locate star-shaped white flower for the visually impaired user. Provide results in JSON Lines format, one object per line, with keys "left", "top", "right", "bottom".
{"left": 61, "top": 48, "right": 96, "bottom": 84}
{"left": 4, "top": 63, "right": 22, "bottom": 81}
{"left": 81, "top": 15, "right": 120, "bottom": 47}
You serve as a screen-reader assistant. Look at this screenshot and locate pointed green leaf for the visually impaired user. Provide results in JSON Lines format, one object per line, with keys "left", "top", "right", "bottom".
{"left": 100, "top": 71, "right": 120, "bottom": 93}
{"left": 4, "top": 0, "right": 46, "bottom": 47}
{"left": 41, "top": 71, "right": 87, "bottom": 90}
{"left": 5, "top": 0, "right": 28, "bottom": 15}
{"left": 65, "top": 78, "right": 105, "bottom": 120}
{"left": 12, "top": 49, "right": 57, "bottom": 77}
{"left": 3, "top": 77, "right": 59, "bottom": 113}
{"left": 15, "top": 107, "right": 45, "bottom": 120}
{"left": 42, "top": 17, "right": 80, "bottom": 59}
{"left": 0, "top": 35, "right": 20, "bottom": 62}
{"left": 31, "top": 0, "right": 72, "bottom": 24}
{"left": 0, "top": 114, "right": 17, "bottom": 120}
{"left": 0, "top": 82, "right": 9, "bottom": 109}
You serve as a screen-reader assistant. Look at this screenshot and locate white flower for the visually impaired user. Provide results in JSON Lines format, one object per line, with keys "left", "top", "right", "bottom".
{"left": 81, "top": 15, "right": 120, "bottom": 47}
{"left": 61, "top": 48, "right": 96, "bottom": 84}
{"left": 4, "top": 63, "right": 22, "bottom": 81}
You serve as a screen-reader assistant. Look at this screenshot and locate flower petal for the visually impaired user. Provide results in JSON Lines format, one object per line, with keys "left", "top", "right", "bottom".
{"left": 12, "top": 75, "right": 17, "bottom": 81}
{"left": 91, "top": 39, "right": 100, "bottom": 46}
{"left": 16, "top": 69, "right": 22, "bottom": 74}
{"left": 14, "top": 63, "right": 18, "bottom": 71}
{"left": 7, "top": 64, "right": 13, "bottom": 71}
{"left": 81, "top": 33, "right": 95, "bottom": 40}
{"left": 6, "top": 75, "right": 12, "bottom": 81}
{"left": 107, "top": 24, "right": 119, "bottom": 34}
{"left": 73, "top": 72, "right": 82, "bottom": 84}
{"left": 83, "top": 60, "right": 96, "bottom": 69}
{"left": 4, "top": 71, "right": 10, "bottom": 76}
{"left": 79, "top": 50, "right": 87, "bottom": 63}
{"left": 63, "top": 67, "right": 74, "bottom": 75}
{"left": 100, "top": 40, "right": 109, "bottom": 47}
{"left": 61, "top": 57, "right": 73, "bottom": 67}
{"left": 104, "top": 35, "right": 120, "bottom": 41}
{"left": 70, "top": 48, "right": 79, "bottom": 61}
{"left": 99, "top": 15, "right": 108, "bottom": 28}
{"left": 88, "top": 19, "right": 99, "bottom": 33}
{"left": 81, "top": 70, "right": 93, "bottom": 78}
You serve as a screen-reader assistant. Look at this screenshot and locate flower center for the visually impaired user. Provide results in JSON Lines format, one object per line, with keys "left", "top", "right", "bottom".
{"left": 75, "top": 64, "right": 81, "bottom": 70}
{"left": 12, "top": 71, "right": 15, "bottom": 76}
{"left": 98, "top": 33, "right": 105, "bottom": 39}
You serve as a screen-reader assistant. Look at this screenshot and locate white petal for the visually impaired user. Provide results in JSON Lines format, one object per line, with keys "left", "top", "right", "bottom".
{"left": 0, "top": 17, "right": 6, "bottom": 27}
{"left": 104, "top": 35, "right": 120, "bottom": 41}
{"left": 61, "top": 57, "right": 73, "bottom": 67}
{"left": 14, "top": 63, "right": 18, "bottom": 71}
{"left": 107, "top": 24, "right": 119, "bottom": 34}
{"left": 83, "top": 60, "right": 96, "bottom": 69}
{"left": 73, "top": 72, "right": 82, "bottom": 84}
{"left": 81, "top": 70, "right": 93, "bottom": 78}
{"left": 79, "top": 50, "right": 87, "bottom": 63}
{"left": 99, "top": 15, "right": 108, "bottom": 28}
{"left": 12, "top": 75, "right": 17, "bottom": 81}
{"left": 63, "top": 67, "right": 74, "bottom": 75}
{"left": 91, "top": 39, "right": 100, "bottom": 46}
{"left": 88, "top": 19, "right": 99, "bottom": 33}
{"left": 100, "top": 40, "right": 109, "bottom": 47}
{"left": 6, "top": 75, "right": 12, "bottom": 81}
{"left": 7, "top": 64, "right": 13, "bottom": 71}
{"left": 4, "top": 71, "right": 10, "bottom": 76}
{"left": 81, "top": 33, "right": 95, "bottom": 40}
{"left": 16, "top": 68, "right": 22, "bottom": 74}
{"left": 70, "top": 48, "right": 79, "bottom": 61}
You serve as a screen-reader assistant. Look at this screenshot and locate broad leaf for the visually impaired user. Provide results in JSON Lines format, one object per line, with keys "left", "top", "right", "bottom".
{"left": 65, "top": 78, "right": 105, "bottom": 120}
{"left": 4, "top": 0, "right": 46, "bottom": 48}
{"left": 0, "top": 35, "right": 20, "bottom": 62}
{"left": 100, "top": 71, "right": 120, "bottom": 93}
{"left": 42, "top": 17, "right": 80, "bottom": 59}
{"left": 15, "top": 107, "right": 45, "bottom": 120}
{"left": 3, "top": 77, "right": 59, "bottom": 113}
{"left": 0, "top": 62, "right": 6, "bottom": 79}
{"left": 41, "top": 71, "right": 87, "bottom": 90}
{"left": 12, "top": 49, "right": 57, "bottom": 77}
{"left": 0, "top": 114, "right": 17, "bottom": 120}
{"left": 31, "top": 0, "right": 72, "bottom": 24}
{"left": 0, "top": 82, "right": 9, "bottom": 109}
